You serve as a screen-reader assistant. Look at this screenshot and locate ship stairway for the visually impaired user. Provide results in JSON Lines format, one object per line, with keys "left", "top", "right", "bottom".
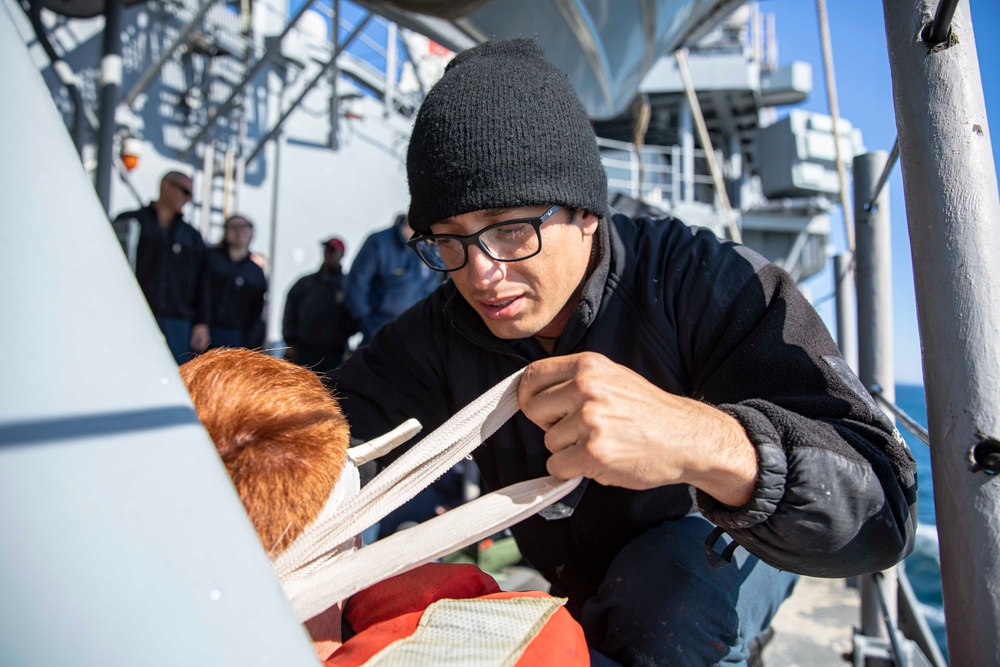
{"left": 13, "top": 0, "right": 426, "bottom": 245}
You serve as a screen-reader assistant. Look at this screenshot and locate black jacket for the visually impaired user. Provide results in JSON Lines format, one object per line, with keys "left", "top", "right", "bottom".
{"left": 206, "top": 246, "right": 267, "bottom": 346}
{"left": 282, "top": 268, "right": 358, "bottom": 357}
{"left": 111, "top": 204, "right": 211, "bottom": 324}
{"left": 328, "top": 211, "right": 917, "bottom": 602}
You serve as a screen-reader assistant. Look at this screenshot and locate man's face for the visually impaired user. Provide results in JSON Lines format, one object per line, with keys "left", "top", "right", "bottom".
{"left": 162, "top": 176, "right": 193, "bottom": 213}
{"left": 224, "top": 217, "right": 253, "bottom": 249}
{"left": 427, "top": 205, "right": 598, "bottom": 341}
{"left": 324, "top": 245, "right": 344, "bottom": 269}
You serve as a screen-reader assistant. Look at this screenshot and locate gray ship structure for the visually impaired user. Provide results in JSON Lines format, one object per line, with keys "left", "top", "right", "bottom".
{"left": 2, "top": 0, "right": 998, "bottom": 664}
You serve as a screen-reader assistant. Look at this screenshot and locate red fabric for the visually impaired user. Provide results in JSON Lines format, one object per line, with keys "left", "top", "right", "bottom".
{"left": 345, "top": 562, "right": 500, "bottom": 632}
{"left": 325, "top": 562, "right": 589, "bottom": 666}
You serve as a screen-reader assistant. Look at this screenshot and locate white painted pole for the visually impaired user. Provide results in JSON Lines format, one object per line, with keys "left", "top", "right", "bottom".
{"left": 854, "top": 150, "right": 898, "bottom": 642}
{"left": 855, "top": 151, "right": 895, "bottom": 413}
{"left": 199, "top": 142, "right": 215, "bottom": 239}
{"left": 679, "top": 100, "right": 694, "bottom": 204}
{"left": 882, "top": 1, "right": 1000, "bottom": 663}
{"left": 833, "top": 252, "right": 858, "bottom": 373}
{"left": 384, "top": 21, "right": 398, "bottom": 118}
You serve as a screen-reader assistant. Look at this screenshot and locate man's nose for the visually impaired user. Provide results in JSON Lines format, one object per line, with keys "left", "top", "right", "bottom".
{"left": 465, "top": 245, "right": 502, "bottom": 287}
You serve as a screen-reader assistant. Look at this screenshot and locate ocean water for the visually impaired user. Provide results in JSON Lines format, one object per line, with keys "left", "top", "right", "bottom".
{"left": 894, "top": 384, "right": 946, "bottom": 659}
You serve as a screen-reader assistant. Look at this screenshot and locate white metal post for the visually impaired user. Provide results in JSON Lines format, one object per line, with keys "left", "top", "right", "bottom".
{"left": 199, "top": 142, "right": 215, "bottom": 239}
{"left": 833, "top": 252, "right": 858, "bottom": 373}
{"left": 679, "top": 100, "right": 694, "bottom": 203}
{"left": 385, "top": 21, "right": 398, "bottom": 117}
{"left": 854, "top": 150, "right": 898, "bottom": 643}
{"left": 882, "top": 1, "right": 1000, "bottom": 663}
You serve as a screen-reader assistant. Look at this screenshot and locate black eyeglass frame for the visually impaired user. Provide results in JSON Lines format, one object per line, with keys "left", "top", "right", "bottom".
{"left": 169, "top": 180, "right": 193, "bottom": 198}
{"left": 407, "top": 204, "right": 563, "bottom": 272}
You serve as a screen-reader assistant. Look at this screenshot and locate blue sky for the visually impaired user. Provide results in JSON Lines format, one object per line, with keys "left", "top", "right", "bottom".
{"left": 764, "top": 0, "right": 999, "bottom": 385}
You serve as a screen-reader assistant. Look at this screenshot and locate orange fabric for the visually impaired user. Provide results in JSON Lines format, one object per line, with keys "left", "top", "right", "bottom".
{"left": 345, "top": 562, "right": 500, "bottom": 631}
{"left": 487, "top": 591, "right": 590, "bottom": 667}
{"left": 326, "top": 562, "right": 589, "bottom": 666}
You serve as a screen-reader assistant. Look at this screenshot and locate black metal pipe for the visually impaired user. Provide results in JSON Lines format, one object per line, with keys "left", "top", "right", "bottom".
{"left": 95, "top": 0, "right": 125, "bottom": 214}
{"left": 926, "top": 0, "right": 960, "bottom": 45}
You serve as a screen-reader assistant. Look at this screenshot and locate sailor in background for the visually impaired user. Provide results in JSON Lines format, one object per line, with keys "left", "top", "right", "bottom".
{"left": 345, "top": 213, "right": 444, "bottom": 347}
{"left": 326, "top": 39, "right": 917, "bottom": 666}
{"left": 111, "top": 171, "right": 211, "bottom": 364}
{"left": 205, "top": 214, "right": 267, "bottom": 350}
{"left": 282, "top": 236, "right": 359, "bottom": 378}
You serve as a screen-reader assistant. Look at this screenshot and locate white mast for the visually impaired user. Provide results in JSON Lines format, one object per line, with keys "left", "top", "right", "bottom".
{"left": 882, "top": 1, "right": 1000, "bottom": 663}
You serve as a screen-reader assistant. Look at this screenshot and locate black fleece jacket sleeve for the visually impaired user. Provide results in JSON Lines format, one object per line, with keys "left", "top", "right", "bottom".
{"left": 688, "top": 259, "right": 918, "bottom": 577}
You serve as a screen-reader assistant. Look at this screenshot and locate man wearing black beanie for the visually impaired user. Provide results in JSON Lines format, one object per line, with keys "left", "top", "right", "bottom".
{"left": 328, "top": 39, "right": 916, "bottom": 666}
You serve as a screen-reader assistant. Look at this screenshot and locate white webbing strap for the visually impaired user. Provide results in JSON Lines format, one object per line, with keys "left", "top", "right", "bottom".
{"left": 347, "top": 419, "right": 423, "bottom": 467}
{"left": 268, "top": 367, "right": 583, "bottom": 621}
{"left": 283, "top": 474, "right": 582, "bottom": 622}
{"left": 272, "top": 368, "right": 537, "bottom": 579}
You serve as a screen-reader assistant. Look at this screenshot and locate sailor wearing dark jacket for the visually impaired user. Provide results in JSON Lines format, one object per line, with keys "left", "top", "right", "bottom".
{"left": 327, "top": 40, "right": 917, "bottom": 667}
{"left": 111, "top": 171, "right": 211, "bottom": 364}
{"left": 206, "top": 215, "right": 267, "bottom": 349}
{"left": 282, "top": 236, "right": 359, "bottom": 376}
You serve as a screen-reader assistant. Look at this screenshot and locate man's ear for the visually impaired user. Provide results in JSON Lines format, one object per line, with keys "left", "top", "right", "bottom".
{"left": 579, "top": 211, "right": 600, "bottom": 237}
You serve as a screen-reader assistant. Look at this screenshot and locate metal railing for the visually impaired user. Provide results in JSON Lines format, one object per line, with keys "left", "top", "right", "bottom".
{"left": 870, "top": 384, "right": 930, "bottom": 446}
{"left": 597, "top": 135, "right": 718, "bottom": 210}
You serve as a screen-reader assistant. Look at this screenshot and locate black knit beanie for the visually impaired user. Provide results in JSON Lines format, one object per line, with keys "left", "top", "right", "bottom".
{"left": 405, "top": 38, "right": 608, "bottom": 232}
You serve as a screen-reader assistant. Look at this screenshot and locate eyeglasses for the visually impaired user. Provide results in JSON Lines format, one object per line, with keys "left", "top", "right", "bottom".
{"left": 408, "top": 205, "right": 563, "bottom": 272}
{"left": 170, "top": 181, "right": 193, "bottom": 198}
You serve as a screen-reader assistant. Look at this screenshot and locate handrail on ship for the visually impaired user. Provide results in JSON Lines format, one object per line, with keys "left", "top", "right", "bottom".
{"left": 869, "top": 384, "right": 931, "bottom": 447}
{"left": 863, "top": 138, "right": 900, "bottom": 214}
{"left": 874, "top": 571, "right": 913, "bottom": 667}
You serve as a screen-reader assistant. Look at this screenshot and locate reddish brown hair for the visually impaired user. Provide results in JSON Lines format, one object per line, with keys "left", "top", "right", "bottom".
{"left": 179, "top": 348, "right": 350, "bottom": 554}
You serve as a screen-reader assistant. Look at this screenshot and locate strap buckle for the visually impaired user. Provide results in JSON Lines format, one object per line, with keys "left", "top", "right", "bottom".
{"left": 704, "top": 526, "right": 739, "bottom": 569}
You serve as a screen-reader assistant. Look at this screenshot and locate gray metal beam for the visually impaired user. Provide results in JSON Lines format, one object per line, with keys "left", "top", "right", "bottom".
{"left": 679, "top": 99, "right": 694, "bottom": 203}
{"left": 854, "top": 150, "right": 899, "bottom": 645}
{"left": 352, "top": 1, "right": 479, "bottom": 53}
{"left": 182, "top": 0, "right": 322, "bottom": 160}
{"left": 122, "top": 0, "right": 218, "bottom": 109}
{"left": 864, "top": 137, "right": 900, "bottom": 214}
{"left": 855, "top": 151, "right": 895, "bottom": 422}
{"left": 384, "top": 20, "right": 397, "bottom": 117}
{"left": 0, "top": 8, "right": 319, "bottom": 664}
{"left": 247, "top": 14, "right": 372, "bottom": 165}
{"left": 833, "top": 252, "right": 857, "bottom": 372}
{"left": 882, "top": 1, "right": 1000, "bottom": 664}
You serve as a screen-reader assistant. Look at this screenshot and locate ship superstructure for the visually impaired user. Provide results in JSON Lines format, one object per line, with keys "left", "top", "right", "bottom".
{"left": 2, "top": 0, "right": 997, "bottom": 664}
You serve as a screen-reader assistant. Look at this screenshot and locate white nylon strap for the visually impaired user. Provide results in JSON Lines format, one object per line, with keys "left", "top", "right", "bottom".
{"left": 347, "top": 419, "right": 423, "bottom": 467}
{"left": 272, "top": 368, "right": 524, "bottom": 578}
{"left": 283, "top": 474, "right": 582, "bottom": 622}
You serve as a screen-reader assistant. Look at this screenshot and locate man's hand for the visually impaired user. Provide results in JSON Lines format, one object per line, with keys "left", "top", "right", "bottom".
{"left": 517, "top": 352, "right": 758, "bottom": 507}
{"left": 190, "top": 323, "right": 211, "bottom": 353}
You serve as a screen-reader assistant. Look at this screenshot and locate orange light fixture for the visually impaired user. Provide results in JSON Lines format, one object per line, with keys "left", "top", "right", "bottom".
{"left": 120, "top": 137, "right": 142, "bottom": 171}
